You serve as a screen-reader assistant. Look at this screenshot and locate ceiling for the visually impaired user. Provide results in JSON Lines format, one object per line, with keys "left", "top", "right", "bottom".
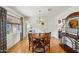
{"left": 7, "top": 6, "right": 71, "bottom": 19}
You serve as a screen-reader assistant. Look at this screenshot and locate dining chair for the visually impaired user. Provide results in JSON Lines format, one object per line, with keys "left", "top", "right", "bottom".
{"left": 28, "top": 33, "right": 32, "bottom": 50}
{"left": 32, "top": 33, "right": 45, "bottom": 53}
{"left": 31, "top": 33, "right": 51, "bottom": 53}
{"left": 44, "top": 32, "right": 51, "bottom": 52}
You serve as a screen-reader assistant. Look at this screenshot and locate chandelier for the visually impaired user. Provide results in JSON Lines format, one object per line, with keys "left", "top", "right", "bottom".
{"left": 38, "top": 10, "right": 45, "bottom": 25}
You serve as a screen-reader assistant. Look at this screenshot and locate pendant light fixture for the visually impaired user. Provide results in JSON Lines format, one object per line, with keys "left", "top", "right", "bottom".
{"left": 38, "top": 10, "right": 45, "bottom": 25}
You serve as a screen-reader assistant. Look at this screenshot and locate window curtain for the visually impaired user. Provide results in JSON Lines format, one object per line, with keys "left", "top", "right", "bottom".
{"left": 0, "top": 7, "right": 7, "bottom": 53}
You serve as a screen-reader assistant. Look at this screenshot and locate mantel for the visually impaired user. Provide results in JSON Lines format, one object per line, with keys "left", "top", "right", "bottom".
{"left": 61, "top": 32, "right": 79, "bottom": 40}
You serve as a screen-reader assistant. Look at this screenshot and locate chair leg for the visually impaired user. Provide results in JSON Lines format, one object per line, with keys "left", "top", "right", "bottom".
{"left": 32, "top": 46, "right": 34, "bottom": 53}
{"left": 44, "top": 47, "right": 45, "bottom": 53}
{"left": 49, "top": 45, "right": 50, "bottom": 53}
{"left": 29, "top": 42, "right": 30, "bottom": 50}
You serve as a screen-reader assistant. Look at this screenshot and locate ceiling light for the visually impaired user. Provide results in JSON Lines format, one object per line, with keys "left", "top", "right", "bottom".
{"left": 38, "top": 10, "right": 45, "bottom": 25}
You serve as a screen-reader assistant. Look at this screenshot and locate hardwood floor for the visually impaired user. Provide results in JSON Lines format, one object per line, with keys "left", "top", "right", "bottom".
{"left": 7, "top": 37, "right": 66, "bottom": 53}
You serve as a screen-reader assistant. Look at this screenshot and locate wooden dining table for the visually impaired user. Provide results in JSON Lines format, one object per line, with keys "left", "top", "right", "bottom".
{"left": 32, "top": 33, "right": 50, "bottom": 39}
{"left": 30, "top": 33, "right": 51, "bottom": 53}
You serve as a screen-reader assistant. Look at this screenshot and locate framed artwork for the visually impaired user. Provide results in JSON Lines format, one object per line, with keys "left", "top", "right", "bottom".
{"left": 69, "top": 19, "right": 78, "bottom": 28}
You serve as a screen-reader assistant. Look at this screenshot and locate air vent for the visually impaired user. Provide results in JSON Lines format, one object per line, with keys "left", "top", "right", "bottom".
{"left": 48, "top": 8, "right": 52, "bottom": 11}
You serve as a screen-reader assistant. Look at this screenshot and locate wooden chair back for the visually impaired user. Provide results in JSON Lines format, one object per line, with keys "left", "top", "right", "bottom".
{"left": 28, "top": 33, "right": 32, "bottom": 41}
{"left": 28, "top": 33, "right": 32, "bottom": 50}
{"left": 44, "top": 32, "right": 51, "bottom": 44}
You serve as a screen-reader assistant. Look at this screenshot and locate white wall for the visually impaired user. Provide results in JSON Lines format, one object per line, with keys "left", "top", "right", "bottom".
{"left": 29, "top": 16, "right": 58, "bottom": 38}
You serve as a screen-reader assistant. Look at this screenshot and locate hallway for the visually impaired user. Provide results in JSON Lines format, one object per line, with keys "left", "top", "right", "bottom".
{"left": 7, "top": 37, "right": 65, "bottom": 53}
